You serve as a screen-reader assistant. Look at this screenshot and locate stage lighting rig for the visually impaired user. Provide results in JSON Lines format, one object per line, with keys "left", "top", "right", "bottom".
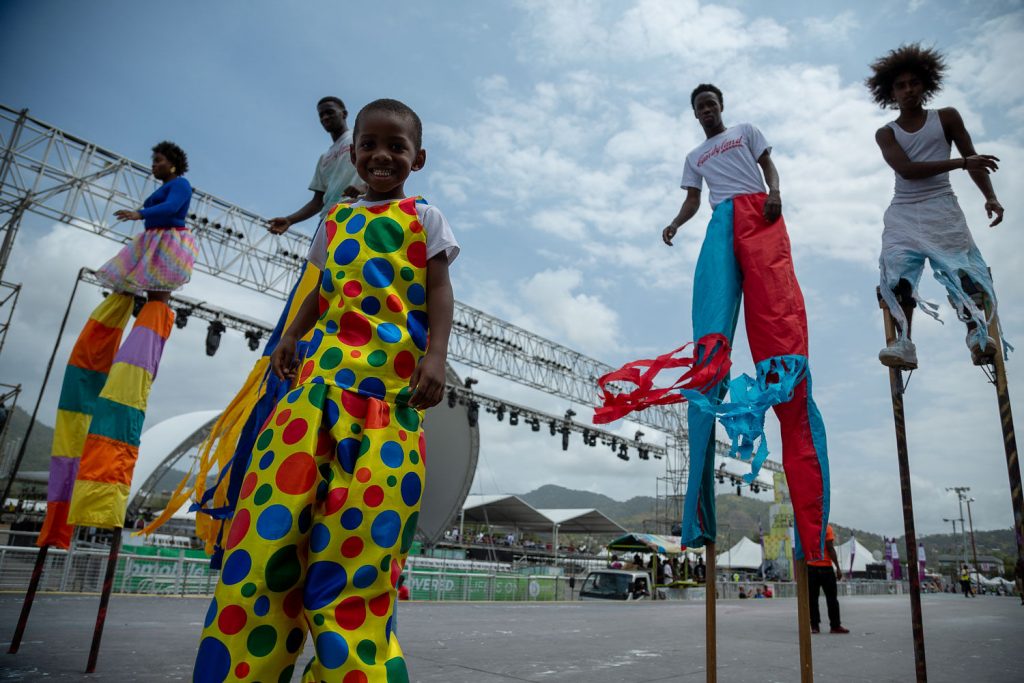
{"left": 561, "top": 426, "right": 570, "bottom": 451}
{"left": 529, "top": 418, "right": 540, "bottom": 432}
{"left": 467, "top": 400, "right": 479, "bottom": 427}
{"left": 564, "top": 408, "right": 576, "bottom": 421}
{"left": 205, "top": 319, "right": 226, "bottom": 357}
{"left": 245, "top": 329, "right": 262, "bottom": 352}
{"left": 174, "top": 306, "right": 191, "bottom": 329}
{"left": 617, "top": 443, "right": 629, "bottom": 461}
{"left": 509, "top": 411, "right": 519, "bottom": 426}
{"left": 496, "top": 404, "right": 505, "bottom": 422}
{"left": 463, "top": 377, "right": 479, "bottom": 389}
{"left": 634, "top": 430, "right": 645, "bottom": 442}
{"left": 549, "top": 420, "right": 557, "bottom": 436}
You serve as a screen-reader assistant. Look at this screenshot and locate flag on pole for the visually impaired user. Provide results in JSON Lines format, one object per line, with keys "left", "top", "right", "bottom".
{"left": 849, "top": 534, "right": 856, "bottom": 577}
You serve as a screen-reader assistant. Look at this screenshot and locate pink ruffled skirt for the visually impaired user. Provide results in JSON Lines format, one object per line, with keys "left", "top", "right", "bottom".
{"left": 95, "top": 228, "right": 198, "bottom": 295}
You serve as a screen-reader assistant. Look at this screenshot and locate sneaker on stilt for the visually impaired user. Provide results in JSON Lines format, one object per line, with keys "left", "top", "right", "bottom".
{"left": 879, "top": 338, "right": 918, "bottom": 370}
{"left": 967, "top": 331, "right": 996, "bottom": 366}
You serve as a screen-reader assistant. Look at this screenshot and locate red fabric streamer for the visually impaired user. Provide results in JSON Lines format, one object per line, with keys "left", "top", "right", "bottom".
{"left": 593, "top": 333, "right": 732, "bottom": 424}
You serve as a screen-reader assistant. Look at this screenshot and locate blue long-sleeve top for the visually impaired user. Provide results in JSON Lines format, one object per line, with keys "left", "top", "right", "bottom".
{"left": 139, "top": 175, "right": 192, "bottom": 228}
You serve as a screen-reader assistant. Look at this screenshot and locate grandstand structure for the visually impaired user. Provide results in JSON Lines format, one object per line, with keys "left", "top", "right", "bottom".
{"left": 0, "top": 103, "right": 780, "bottom": 536}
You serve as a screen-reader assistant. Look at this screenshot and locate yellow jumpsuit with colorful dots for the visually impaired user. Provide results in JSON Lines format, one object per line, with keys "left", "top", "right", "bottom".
{"left": 194, "top": 197, "right": 432, "bottom": 683}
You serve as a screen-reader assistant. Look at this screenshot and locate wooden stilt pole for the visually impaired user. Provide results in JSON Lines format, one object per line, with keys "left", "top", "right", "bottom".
{"left": 879, "top": 290, "right": 927, "bottom": 682}
{"left": 7, "top": 544, "right": 49, "bottom": 654}
{"left": 794, "top": 558, "right": 814, "bottom": 683}
{"left": 987, "top": 313, "right": 1024, "bottom": 595}
{"left": 85, "top": 528, "right": 122, "bottom": 673}
{"left": 705, "top": 541, "right": 716, "bottom": 683}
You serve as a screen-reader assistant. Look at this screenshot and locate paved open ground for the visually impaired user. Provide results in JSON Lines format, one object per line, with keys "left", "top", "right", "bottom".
{"left": 0, "top": 593, "right": 1021, "bottom": 682}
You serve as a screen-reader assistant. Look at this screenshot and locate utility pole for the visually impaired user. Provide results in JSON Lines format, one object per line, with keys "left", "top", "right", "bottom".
{"left": 942, "top": 517, "right": 959, "bottom": 586}
{"left": 946, "top": 487, "right": 970, "bottom": 569}
{"left": 965, "top": 497, "right": 982, "bottom": 593}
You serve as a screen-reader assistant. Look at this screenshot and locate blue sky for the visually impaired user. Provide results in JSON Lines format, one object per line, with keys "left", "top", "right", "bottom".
{"left": 1, "top": 0, "right": 1022, "bottom": 538}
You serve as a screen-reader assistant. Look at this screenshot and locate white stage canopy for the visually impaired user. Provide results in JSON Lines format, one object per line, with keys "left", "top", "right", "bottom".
{"left": 716, "top": 536, "right": 764, "bottom": 569}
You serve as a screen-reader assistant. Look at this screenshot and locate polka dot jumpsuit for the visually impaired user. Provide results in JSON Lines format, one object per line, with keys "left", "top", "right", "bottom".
{"left": 194, "top": 197, "right": 432, "bottom": 683}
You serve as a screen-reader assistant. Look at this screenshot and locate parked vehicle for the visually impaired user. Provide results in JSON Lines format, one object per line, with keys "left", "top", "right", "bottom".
{"left": 577, "top": 569, "right": 653, "bottom": 601}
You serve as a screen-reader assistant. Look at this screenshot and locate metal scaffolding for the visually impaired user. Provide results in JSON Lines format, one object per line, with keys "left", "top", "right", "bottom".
{"left": 0, "top": 103, "right": 782, "bottom": 532}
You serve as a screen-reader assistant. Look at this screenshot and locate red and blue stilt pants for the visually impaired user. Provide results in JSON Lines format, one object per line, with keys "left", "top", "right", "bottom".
{"left": 680, "top": 193, "right": 829, "bottom": 562}
{"left": 194, "top": 382, "right": 425, "bottom": 683}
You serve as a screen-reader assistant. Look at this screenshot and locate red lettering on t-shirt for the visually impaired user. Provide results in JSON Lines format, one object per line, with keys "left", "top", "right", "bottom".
{"left": 696, "top": 136, "right": 745, "bottom": 167}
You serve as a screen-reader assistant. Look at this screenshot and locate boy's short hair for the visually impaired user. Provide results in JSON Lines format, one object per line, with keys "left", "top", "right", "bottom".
{"left": 865, "top": 44, "right": 947, "bottom": 109}
{"left": 690, "top": 83, "right": 723, "bottom": 109}
{"left": 152, "top": 140, "right": 188, "bottom": 174}
{"left": 317, "top": 96, "right": 347, "bottom": 111}
{"left": 354, "top": 98, "right": 423, "bottom": 150}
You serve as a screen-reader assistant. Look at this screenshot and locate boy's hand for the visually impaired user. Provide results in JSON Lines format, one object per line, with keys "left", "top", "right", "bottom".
{"left": 662, "top": 224, "right": 680, "bottom": 246}
{"left": 408, "top": 352, "right": 446, "bottom": 409}
{"left": 268, "top": 217, "right": 292, "bottom": 234}
{"left": 271, "top": 335, "right": 298, "bottom": 382}
{"left": 763, "top": 190, "right": 782, "bottom": 223}
{"left": 985, "top": 198, "right": 1004, "bottom": 227}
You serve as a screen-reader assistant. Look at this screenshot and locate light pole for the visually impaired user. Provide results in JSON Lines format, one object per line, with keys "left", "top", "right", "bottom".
{"left": 965, "top": 498, "right": 982, "bottom": 593}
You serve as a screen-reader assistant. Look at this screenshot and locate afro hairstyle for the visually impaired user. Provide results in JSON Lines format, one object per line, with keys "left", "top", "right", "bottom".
{"left": 865, "top": 43, "right": 947, "bottom": 109}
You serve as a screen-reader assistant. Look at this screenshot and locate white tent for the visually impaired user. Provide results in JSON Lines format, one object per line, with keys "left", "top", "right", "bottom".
{"left": 717, "top": 536, "right": 763, "bottom": 569}
{"left": 835, "top": 537, "right": 877, "bottom": 574}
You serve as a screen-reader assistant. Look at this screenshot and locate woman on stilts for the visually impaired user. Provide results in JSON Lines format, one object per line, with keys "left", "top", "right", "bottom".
{"left": 36, "top": 141, "right": 197, "bottom": 548}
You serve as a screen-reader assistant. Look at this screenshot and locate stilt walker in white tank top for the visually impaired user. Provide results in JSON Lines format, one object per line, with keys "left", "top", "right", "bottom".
{"left": 867, "top": 44, "right": 1007, "bottom": 368}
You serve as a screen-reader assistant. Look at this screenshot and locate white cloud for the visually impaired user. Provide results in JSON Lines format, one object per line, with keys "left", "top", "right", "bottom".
{"left": 803, "top": 11, "right": 860, "bottom": 43}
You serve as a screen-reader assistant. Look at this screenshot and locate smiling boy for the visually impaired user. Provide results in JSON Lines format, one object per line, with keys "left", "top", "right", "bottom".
{"left": 193, "top": 99, "right": 458, "bottom": 683}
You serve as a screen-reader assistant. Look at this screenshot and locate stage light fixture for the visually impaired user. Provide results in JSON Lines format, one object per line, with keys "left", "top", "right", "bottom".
{"left": 561, "top": 428, "right": 569, "bottom": 451}
{"left": 464, "top": 377, "right": 479, "bottom": 389}
{"left": 509, "top": 411, "right": 519, "bottom": 426}
{"left": 447, "top": 388, "right": 458, "bottom": 409}
{"left": 530, "top": 418, "right": 540, "bottom": 432}
{"left": 245, "top": 329, "right": 262, "bottom": 352}
{"left": 564, "top": 409, "right": 576, "bottom": 421}
{"left": 206, "top": 319, "right": 226, "bottom": 357}
{"left": 751, "top": 483, "right": 760, "bottom": 494}
{"left": 736, "top": 484, "right": 742, "bottom": 496}
{"left": 175, "top": 307, "right": 191, "bottom": 329}
{"left": 467, "top": 401, "right": 479, "bottom": 427}
{"left": 634, "top": 430, "right": 645, "bottom": 441}
{"left": 638, "top": 448, "right": 649, "bottom": 460}
{"left": 617, "top": 444, "right": 629, "bottom": 461}
{"left": 496, "top": 405, "right": 505, "bottom": 422}
{"left": 549, "top": 420, "right": 557, "bottom": 436}
{"left": 717, "top": 475, "right": 725, "bottom": 484}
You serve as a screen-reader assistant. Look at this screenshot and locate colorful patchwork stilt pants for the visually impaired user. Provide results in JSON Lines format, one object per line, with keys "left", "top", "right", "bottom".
{"left": 194, "top": 382, "right": 425, "bottom": 683}
{"left": 680, "top": 194, "right": 829, "bottom": 562}
{"left": 38, "top": 295, "right": 174, "bottom": 546}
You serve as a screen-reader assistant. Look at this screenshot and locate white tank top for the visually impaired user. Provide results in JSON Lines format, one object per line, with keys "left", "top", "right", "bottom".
{"left": 887, "top": 109, "right": 954, "bottom": 204}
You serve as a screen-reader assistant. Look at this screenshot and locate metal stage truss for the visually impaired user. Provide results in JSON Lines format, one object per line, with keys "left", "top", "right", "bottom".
{"left": 0, "top": 103, "right": 783, "bottom": 530}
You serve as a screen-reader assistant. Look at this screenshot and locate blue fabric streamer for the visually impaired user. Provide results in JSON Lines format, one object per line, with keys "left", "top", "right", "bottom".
{"left": 683, "top": 354, "right": 808, "bottom": 483}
